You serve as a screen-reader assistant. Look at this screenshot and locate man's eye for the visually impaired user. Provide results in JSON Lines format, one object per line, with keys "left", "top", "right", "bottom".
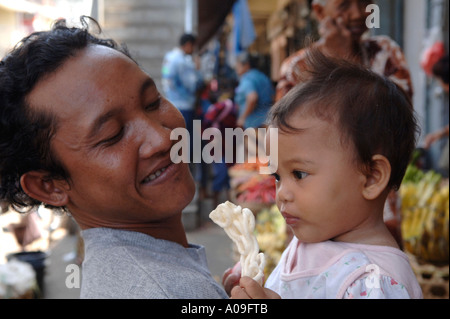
{"left": 271, "top": 173, "right": 280, "bottom": 182}
{"left": 97, "top": 128, "right": 124, "bottom": 147}
{"left": 293, "top": 170, "right": 308, "bottom": 180}
{"left": 146, "top": 96, "right": 161, "bottom": 111}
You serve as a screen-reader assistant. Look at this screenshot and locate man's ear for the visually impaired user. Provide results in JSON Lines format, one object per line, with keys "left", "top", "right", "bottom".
{"left": 362, "top": 155, "right": 391, "bottom": 200}
{"left": 20, "top": 171, "right": 69, "bottom": 207}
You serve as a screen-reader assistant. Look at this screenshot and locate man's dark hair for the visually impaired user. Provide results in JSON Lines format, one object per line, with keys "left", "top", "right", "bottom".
{"left": 268, "top": 48, "right": 419, "bottom": 191}
{"left": 179, "top": 33, "right": 196, "bottom": 46}
{"left": 0, "top": 16, "right": 133, "bottom": 211}
{"left": 236, "top": 51, "right": 258, "bottom": 69}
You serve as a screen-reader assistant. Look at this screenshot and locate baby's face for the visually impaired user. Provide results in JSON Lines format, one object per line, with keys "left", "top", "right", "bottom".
{"left": 269, "top": 113, "right": 371, "bottom": 243}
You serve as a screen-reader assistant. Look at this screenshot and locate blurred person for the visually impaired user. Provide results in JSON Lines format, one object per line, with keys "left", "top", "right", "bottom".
{"left": 276, "top": 0, "right": 413, "bottom": 101}
{"left": 235, "top": 52, "right": 274, "bottom": 129}
{"left": 0, "top": 17, "right": 227, "bottom": 299}
{"left": 162, "top": 33, "right": 204, "bottom": 148}
{"left": 202, "top": 87, "right": 238, "bottom": 207}
{"left": 423, "top": 54, "right": 449, "bottom": 177}
{"left": 235, "top": 52, "right": 274, "bottom": 161}
{"left": 162, "top": 34, "right": 206, "bottom": 194}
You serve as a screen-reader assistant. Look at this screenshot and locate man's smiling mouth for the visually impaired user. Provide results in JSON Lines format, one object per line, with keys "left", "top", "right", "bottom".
{"left": 141, "top": 164, "right": 170, "bottom": 184}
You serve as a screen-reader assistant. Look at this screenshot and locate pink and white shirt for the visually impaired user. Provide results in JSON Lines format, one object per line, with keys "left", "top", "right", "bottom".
{"left": 264, "top": 237, "right": 423, "bottom": 299}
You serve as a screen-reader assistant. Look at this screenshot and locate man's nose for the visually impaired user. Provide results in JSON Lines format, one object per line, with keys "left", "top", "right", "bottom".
{"left": 138, "top": 118, "right": 172, "bottom": 159}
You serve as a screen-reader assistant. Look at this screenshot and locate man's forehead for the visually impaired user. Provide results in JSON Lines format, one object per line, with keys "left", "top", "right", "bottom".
{"left": 28, "top": 45, "right": 136, "bottom": 105}
{"left": 26, "top": 46, "right": 143, "bottom": 137}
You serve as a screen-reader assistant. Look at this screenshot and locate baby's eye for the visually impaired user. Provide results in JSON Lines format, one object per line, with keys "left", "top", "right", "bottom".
{"left": 293, "top": 170, "right": 308, "bottom": 180}
{"left": 271, "top": 173, "right": 280, "bottom": 182}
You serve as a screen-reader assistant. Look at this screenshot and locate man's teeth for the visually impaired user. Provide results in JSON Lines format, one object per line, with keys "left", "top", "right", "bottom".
{"left": 143, "top": 167, "right": 167, "bottom": 183}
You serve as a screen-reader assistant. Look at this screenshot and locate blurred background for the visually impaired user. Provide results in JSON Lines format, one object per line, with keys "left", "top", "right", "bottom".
{"left": 0, "top": 0, "right": 448, "bottom": 165}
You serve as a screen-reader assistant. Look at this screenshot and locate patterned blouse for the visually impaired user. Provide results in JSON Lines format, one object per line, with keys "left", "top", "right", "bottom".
{"left": 275, "top": 35, "right": 413, "bottom": 102}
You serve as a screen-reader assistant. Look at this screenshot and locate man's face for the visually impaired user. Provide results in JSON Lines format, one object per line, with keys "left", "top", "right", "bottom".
{"left": 182, "top": 42, "right": 195, "bottom": 55}
{"left": 317, "top": 0, "right": 373, "bottom": 40}
{"left": 27, "top": 45, "right": 195, "bottom": 228}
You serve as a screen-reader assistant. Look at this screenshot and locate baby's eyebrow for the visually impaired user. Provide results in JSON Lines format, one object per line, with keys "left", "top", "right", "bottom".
{"left": 287, "top": 158, "right": 315, "bottom": 166}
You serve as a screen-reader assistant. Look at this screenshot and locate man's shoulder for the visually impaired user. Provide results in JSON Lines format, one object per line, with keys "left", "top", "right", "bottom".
{"left": 164, "top": 48, "right": 184, "bottom": 63}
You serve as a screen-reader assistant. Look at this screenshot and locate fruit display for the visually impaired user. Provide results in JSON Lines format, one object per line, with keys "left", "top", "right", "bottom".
{"left": 254, "top": 205, "right": 287, "bottom": 280}
{"left": 235, "top": 174, "right": 276, "bottom": 204}
{"left": 400, "top": 166, "right": 449, "bottom": 264}
{"left": 229, "top": 160, "right": 276, "bottom": 207}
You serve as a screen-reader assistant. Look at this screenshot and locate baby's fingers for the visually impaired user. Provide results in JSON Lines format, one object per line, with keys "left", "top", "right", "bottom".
{"left": 239, "top": 277, "right": 266, "bottom": 298}
{"left": 230, "top": 284, "right": 251, "bottom": 299}
{"left": 231, "top": 276, "right": 278, "bottom": 299}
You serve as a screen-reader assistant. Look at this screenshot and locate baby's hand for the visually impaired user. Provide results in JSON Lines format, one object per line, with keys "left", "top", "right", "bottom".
{"left": 222, "top": 262, "right": 241, "bottom": 296}
{"left": 231, "top": 277, "right": 281, "bottom": 299}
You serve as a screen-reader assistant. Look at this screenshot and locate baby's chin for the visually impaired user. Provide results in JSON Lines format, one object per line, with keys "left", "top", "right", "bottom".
{"left": 292, "top": 230, "right": 331, "bottom": 244}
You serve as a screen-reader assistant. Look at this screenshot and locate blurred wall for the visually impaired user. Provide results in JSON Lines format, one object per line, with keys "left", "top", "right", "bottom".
{"left": 100, "top": 0, "right": 186, "bottom": 90}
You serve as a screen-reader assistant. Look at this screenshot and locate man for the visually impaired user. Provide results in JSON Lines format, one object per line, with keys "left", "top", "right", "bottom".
{"left": 0, "top": 18, "right": 227, "bottom": 299}
{"left": 276, "top": 0, "right": 413, "bottom": 101}
{"left": 161, "top": 33, "right": 204, "bottom": 140}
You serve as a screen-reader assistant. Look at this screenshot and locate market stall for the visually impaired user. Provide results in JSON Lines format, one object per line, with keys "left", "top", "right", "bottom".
{"left": 399, "top": 154, "right": 449, "bottom": 299}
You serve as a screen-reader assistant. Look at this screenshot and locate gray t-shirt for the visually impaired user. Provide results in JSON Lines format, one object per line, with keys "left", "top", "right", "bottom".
{"left": 80, "top": 227, "right": 228, "bottom": 299}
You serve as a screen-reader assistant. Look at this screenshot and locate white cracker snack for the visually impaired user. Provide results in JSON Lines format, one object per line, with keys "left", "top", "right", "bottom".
{"left": 209, "top": 201, "right": 265, "bottom": 284}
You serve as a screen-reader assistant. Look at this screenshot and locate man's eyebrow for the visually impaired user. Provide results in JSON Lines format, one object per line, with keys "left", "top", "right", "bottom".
{"left": 140, "top": 77, "right": 156, "bottom": 97}
{"left": 87, "top": 108, "right": 122, "bottom": 140}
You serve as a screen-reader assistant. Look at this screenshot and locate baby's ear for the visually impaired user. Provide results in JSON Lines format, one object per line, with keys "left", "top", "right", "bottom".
{"left": 20, "top": 171, "right": 69, "bottom": 207}
{"left": 362, "top": 155, "right": 391, "bottom": 200}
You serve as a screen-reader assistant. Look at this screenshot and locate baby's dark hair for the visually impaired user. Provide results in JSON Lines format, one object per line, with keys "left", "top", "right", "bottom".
{"left": 268, "top": 49, "right": 419, "bottom": 191}
{"left": 0, "top": 16, "right": 133, "bottom": 211}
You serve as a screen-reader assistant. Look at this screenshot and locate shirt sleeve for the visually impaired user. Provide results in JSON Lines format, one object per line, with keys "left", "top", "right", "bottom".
{"left": 372, "top": 36, "right": 414, "bottom": 100}
{"left": 275, "top": 49, "right": 307, "bottom": 101}
{"left": 343, "top": 275, "right": 412, "bottom": 299}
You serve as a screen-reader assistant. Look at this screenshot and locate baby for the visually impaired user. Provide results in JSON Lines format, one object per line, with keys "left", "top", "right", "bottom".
{"left": 231, "top": 49, "right": 423, "bottom": 299}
